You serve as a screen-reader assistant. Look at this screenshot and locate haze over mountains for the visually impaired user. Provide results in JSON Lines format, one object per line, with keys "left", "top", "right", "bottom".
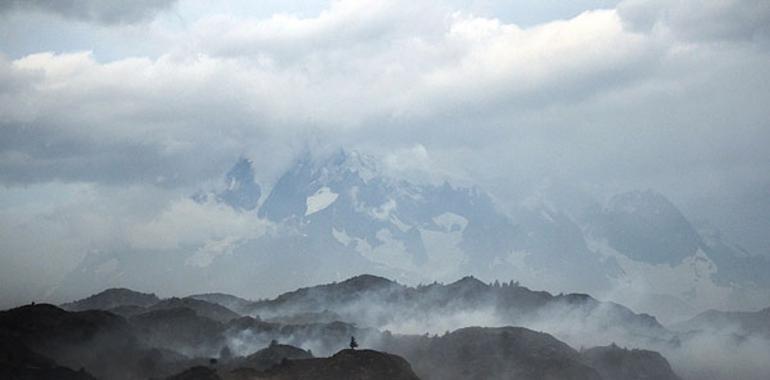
{"left": 52, "top": 149, "right": 770, "bottom": 322}
{"left": 6, "top": 274, "right": 770, "bottom": 379}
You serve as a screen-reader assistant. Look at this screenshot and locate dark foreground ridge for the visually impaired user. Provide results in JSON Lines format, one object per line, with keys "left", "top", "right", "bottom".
{"left": 248, "top": 349, "right": 420, "bottom": 380}
{"left": 0, "top": 334, "right": 97, "bottom": 380}
{"left": 382, "top": 326, "right": 602, "bottom": 380}
{"left": 581, "top": 344, "right": 681, "bottom": 380}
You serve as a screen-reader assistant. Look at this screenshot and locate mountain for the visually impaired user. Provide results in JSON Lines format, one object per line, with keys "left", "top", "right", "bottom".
{"left": 147, "top": 297, "right": 241, "bottom": 323}
{"left": 0, "top": 304, "right": 155, "bottom": 380}
{"left": 0, "top": 335, "right": 98, "bottom": 380}
{"left": 250, "top": 149, "right": 523, "bottom": 282}
{"left": 3, "top": 283, "right": 691, "bottom": 380}
{"left": 250, "top": 349, "right": 421, "bottom": 380}
{"left": 188, "top": 293, "right": 253, "bottom": 315}
{"left": 166, "top": 366, "right": 222, "bottom": 380}
{"left": 581, "top": 189, "right": 770, "bottom": 317}
{"left": 243, "top": 274, "right": 675, "bottom": 350}
{"left": 580, "top": 344, "right": 681, "bottom": 380}
{"left": 0, "top": 304, "right": 135, "bottom": 351}
{"left": 129, "top": 306, "right": 227, "bottom": 357}
{"left": 671, "top": 306, "right": 770, "bottom": 338}
{"left": 382, "top": 326, "right": 601, "bottom": 380}
{"left": 227, "top": 342, "right": 313, "bottom": 372}
{"left": 61, "top": 288, "right": 160, "bottom": 311}
{"left": 378, "top": 326, "right": 684, "bottom": 380}
{"left": 61, "top": 289, "right": 240, "bottom": 323}
{"left": 588, "top": 190, "right": 701, "bottom": 265}
{"left": 214, "top": 149, "right": 620, "bottom": 296}
{"left": 52, "top": 149, "right": 770, "bottom": 319}
{"left": 194, "top": 157, "right": 262, "bottom": 212}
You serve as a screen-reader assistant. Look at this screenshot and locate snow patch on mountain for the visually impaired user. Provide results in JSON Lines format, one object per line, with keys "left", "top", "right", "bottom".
{"left": 341, "top": 150, "right": 380, "bottom": 182}
{"left": 389, "top": 214, "right": 411, "bottom": 232}
{"left": 371, "top": 199, "right": 397, "bottom": 220}
{"left": 305, "top": 187, "right": 339, "bottom": 216}
{"left": 433, "top": 212, "right": 468, "bottom": 232}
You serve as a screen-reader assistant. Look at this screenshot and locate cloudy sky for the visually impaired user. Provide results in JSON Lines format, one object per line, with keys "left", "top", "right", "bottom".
{"left": 1, "top": 0, "right": 769, "bottom": 306}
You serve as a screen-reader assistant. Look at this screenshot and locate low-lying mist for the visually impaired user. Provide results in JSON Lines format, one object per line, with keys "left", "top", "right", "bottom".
{"left": 233, "top": 276, "right": 770, "bottom": 380}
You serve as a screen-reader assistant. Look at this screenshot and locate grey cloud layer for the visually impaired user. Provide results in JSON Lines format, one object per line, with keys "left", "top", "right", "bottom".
{"left": 0, "top": 0, "right": 177, "bottom": 25}
{"left": 1, "top": 0, "right": 768, "bottom": 197}
{"left": 619, "top": 0, "right": 770, "bottom": 42}
{"left": 7, "top": 1, "right": 765, "bottom": 187}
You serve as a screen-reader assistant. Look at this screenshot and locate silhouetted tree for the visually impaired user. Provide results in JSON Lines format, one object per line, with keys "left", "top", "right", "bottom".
{"left": 349, "top": 336, "right": 359, "bottom": 350}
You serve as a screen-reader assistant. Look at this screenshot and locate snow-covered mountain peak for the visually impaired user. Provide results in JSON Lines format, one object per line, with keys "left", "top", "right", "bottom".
{"left": 325, "top": 149, "right": 380, "bottom": 182}
{"left": 258, "top": 149, "right": 388, "bottom": 221}
{"left": 298, "top": 148, "right": 383, "bottom": 186}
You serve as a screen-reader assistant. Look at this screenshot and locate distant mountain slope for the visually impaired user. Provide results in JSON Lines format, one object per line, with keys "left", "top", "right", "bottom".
{"left": 52, "top": 149, "right": 770, "bottom": 318}
{"left": 129, "top": 307, "right": 226, "bottom": 357}
{"left": 232, "top": 342, "right": 313, "bottom": 371}
{"left": 188, "top": 293, "right": 253, "bottom": 315}
{"left": 586, "top": 189, "right": 770, "bottom": 298}
{"left": 588, "top": 190, "right": 702, "bottom": 265}
{"left": 382, "top": 326, "right": 601, "bottom": 380}
{"left": 0, "top": 334, "right": 98, "bottom": 380}
{"left": 217, "top": 157, "right": 261, "bottom": 211}
{"left": 61, "top": 288, "right": 160, "bottom": 311}
{"left": 244, "top": 274, "right": 674, "bottom": 349}
{"left": 672, "top": 306, "right": 770, "bottom": 338}
{"left": 148, "top": 297, "right": 241, "bottom": 323}
{"left": 581, "top": 344, "right": 681, "bottom": 380}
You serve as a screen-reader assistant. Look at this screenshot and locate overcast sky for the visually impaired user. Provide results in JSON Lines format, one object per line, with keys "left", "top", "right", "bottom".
{"left": 1, "top": 0, "right": 769, "bottom": 306}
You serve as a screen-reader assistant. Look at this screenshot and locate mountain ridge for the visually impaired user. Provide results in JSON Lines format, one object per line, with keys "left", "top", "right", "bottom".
{"left": 51, "top": 149, "right": 770, "bottom": 320}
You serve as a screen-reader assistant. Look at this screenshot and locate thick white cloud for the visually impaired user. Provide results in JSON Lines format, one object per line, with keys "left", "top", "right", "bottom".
{"left": 0, "top": 2, "right": 667, "bottom": 185}
{"left": 0, "top": 182, "right": 271, "bottom": 308}
{"left": 127, "top": 197, "right": 270, "bottom": 251}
